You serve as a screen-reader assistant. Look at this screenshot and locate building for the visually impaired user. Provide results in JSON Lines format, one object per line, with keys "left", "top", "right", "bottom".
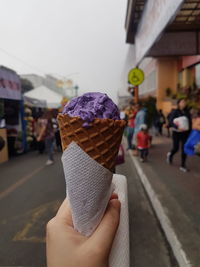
{"left": 117, "top": 94, "right": 132, "bottom": 110}
{"left": 137, "top": 56, "right": 200, "bottom": 113}
{"left": 125, "top": 0, "right": 200, "bottom": 113}
{"left": 0, "top": 66, "right": 22, "bottom": 163}
{"left": 21, "top": 74, "right": 77, "bottom": 99}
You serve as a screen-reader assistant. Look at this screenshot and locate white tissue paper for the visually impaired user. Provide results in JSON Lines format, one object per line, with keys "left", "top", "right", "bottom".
{"left": 61, "top": 142, "right": 130, "bottom": 267}
{"left": 109, "top": 174, "right": 130, "bottom": 267}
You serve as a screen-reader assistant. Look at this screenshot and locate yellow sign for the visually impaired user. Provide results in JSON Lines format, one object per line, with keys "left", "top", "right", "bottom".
{"left": 128, "top": 68, "right": 144, "bottom": 86}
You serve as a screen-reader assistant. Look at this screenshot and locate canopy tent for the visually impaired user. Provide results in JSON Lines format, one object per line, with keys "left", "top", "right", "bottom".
{"left": 24, "top": 86, "right": 62, "bottom": 108}
{"left": 23, "top": 95, "right": 47, "bottom": 108}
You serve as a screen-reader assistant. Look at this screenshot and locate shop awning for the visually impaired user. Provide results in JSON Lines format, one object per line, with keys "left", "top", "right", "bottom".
{"left": 0, "top": 66, "right": 21, "bottom": 100}
{"left": 24, "top": 86, "right": 62, "bottom": 109}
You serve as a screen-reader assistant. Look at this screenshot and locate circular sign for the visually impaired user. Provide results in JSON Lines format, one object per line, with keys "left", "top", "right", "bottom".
{"left": 128, "top": 68, "right": 144, "bottom": 86}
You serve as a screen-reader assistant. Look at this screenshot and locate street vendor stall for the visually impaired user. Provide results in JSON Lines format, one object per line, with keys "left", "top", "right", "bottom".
{"left": 0, "top": 66, "right": 22, "bottom": 163}
{"left": 23, "top": 96, "right": 47, "bottom": 151}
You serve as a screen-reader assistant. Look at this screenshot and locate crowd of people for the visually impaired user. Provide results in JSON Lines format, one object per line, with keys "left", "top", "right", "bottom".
{"left": 122, "top": 98, "right": 200, "bottom": 172}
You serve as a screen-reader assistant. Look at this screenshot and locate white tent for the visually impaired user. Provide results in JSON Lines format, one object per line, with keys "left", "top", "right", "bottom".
{"left": 23, "top": 95, "right": 47, "bottom": 108}
{"left": 24, "top": 86, "right": 62, "bottom": 108}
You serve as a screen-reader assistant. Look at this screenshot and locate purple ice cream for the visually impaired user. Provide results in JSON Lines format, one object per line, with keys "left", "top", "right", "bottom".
{"left": 62, "top": 92, "right": 120, "bottom": 126}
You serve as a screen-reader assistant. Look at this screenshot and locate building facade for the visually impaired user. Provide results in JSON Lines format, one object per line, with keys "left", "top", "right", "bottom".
{"left": 21, "top": 74, "right": 77, "bottom": 98}
{"left": 125, "top": 0, "right": 200, "bottom": 114}
{"left": 138, "top": 56, "right": 200, "bottom": 114}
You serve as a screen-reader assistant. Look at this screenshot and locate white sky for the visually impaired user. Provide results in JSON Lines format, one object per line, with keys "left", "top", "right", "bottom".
{"left": 0, "top": 0, "right": 134, "bottom": 103}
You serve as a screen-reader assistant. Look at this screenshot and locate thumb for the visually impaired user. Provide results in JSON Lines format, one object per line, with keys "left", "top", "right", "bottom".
{"left": 90, "top": 199, "right": 121, "bottom": 255}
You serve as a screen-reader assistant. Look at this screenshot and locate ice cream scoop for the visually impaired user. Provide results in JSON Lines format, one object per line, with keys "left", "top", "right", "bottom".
{"left": 58, "top": 92, "right": 125, "bottom": 171}
{"left": 62, "top": 92, "right": 120, "bottom": 126}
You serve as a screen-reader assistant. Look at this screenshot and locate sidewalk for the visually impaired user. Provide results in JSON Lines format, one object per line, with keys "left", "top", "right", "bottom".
{"left": 129, "top": 136, "right": 200, "bottom": 267}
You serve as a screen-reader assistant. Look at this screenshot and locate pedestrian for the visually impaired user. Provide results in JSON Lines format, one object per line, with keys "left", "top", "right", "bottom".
{"left": 126, "top": 103, "right": 137, "bottom": 150}
{"left": 157, "top": 109, "right": 166, "bottom": 136}
{"left": 35, "top": 115, "right": 46, "bottom": 154}
{"left": 46, "top": 196, "right": 120, "bottom": 267}
{"left": 166, "top": 99, "right": 191, "bottom": 172}
{"left": 37, "top": 111, "right": 55, "bottom": 165}
{"left": 134, "top": 102, "right": 146, "bottom": 138}
{"left": 136, "top": 124, "right": 151, "bottom": 162}
{"left": 52, "top": 115, "right": 62, "bottom": 151}
{"left": 165, "top": 110, "right": 174, "bottom": 138}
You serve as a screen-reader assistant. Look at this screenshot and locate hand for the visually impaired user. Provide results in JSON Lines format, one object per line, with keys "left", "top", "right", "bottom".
{"left": 46, "top": 194, "right": 121, "bottom": 267}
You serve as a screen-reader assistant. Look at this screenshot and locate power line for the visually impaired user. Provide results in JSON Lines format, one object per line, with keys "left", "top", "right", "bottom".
{"left": 0, "top": 46, "right": 47, "bottom": 75}
{"left": 0, "top": 47, "right": 80, "bottom": 82}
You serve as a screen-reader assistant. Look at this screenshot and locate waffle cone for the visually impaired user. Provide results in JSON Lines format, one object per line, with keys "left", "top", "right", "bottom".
{"left": 57, "top": 114, "right": 126, "bottom": 172}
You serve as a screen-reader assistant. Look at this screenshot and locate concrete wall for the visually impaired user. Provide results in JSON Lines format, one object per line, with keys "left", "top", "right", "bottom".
{"left": 139, "top": 58, "right": 157, "bottom": 96}
{"left": 135, "top": 57, "right": 182, "bottom": 114}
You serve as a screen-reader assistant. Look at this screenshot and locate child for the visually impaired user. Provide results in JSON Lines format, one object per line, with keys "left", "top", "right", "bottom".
{"left": 136, "top": 124, "right": 151, "bottom": 162}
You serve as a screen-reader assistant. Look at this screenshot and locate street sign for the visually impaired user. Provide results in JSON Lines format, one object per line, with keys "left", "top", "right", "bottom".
{"left": 128, "top": 68, "right": 144, "bottom": 86}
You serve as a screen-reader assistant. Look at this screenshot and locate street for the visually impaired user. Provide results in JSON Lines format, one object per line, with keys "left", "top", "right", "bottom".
{"left": 0, "top": 152, "right": 65, "bottom": 266}
{"left": 0, "top": 147, "right": 178, "bottom": 267}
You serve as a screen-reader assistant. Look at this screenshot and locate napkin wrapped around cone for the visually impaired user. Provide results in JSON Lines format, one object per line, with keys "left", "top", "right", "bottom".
{"left": 57, "top": 113, "right": 125, "bottom": 236}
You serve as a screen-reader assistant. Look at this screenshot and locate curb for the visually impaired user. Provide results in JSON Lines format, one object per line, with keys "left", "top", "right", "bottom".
{"left": 129, "top": 151, "right": 192, "bottom": 267}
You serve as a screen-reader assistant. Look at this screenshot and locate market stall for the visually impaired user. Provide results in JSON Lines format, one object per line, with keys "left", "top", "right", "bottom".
{"left": 23, "top": 96, "right": 47, "bottom": 151}
{"left": 0, "top": 66, "right": 22, "bottom": 163}
{"left": 24, "top": 85, "right": 62, "bottom": 108}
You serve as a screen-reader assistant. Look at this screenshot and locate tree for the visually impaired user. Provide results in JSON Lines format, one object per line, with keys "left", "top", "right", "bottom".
{"left": 20, "top": 78, "right": 34, "bottom": 93}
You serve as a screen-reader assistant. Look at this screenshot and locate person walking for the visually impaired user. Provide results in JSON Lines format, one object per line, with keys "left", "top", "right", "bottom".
{"left": 35, "top": 116, "right": 46, "bottom": 154}
{"left": 166, "top": 110, "right": 174, "bottom": 138}
{"left": 157, "top": 109, "right": 166, "bottom": 135}
{"left": 167, "top": 99, "right": 191, "bottom": 172}
{"left": 37, "top": 111, "right": 55, "bottom": 165}
{"left": 134, "top": 102, "right": 146, "bottom": 136}
{"left": 132, "top": 102, "right": 146, "bottom": 156}
{"left": 126, "top": 103, "right": 136, "bottom": 150}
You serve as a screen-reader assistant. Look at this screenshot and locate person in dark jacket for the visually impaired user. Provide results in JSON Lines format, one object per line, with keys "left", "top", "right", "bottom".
{"left": 167, "top": 99, "right": 191, "bottom": 172}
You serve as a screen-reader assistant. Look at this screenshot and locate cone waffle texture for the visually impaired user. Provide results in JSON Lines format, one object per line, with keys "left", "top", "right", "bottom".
{"left": 57, "top": 114, "right": 126, "bottom": 172}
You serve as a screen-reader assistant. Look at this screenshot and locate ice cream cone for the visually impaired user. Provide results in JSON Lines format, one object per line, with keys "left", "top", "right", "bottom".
{"left": 57, "top": 114, "right": 126, "bottom": 172}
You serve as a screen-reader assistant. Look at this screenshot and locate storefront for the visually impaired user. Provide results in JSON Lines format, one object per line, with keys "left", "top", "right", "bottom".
{"left": 138, "top": 56, "right": 200, "bottom": 114}
{"left": 0, "top": 66, "right": 23, "bottom": 163}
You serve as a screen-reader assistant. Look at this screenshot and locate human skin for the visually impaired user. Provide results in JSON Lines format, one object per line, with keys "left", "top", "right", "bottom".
{"left": 46, "top": 194, "right": 120, "bottom": 267}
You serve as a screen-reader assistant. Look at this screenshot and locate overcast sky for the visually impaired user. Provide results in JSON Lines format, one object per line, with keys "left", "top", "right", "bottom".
{"left": 0, "top": 0, "right": 134, "bottom": 103}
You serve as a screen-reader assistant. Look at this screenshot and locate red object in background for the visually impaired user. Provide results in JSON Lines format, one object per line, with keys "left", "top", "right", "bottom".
{"left": 128, "top": 111, "right": 137, "bottom": 128}
{"left": 179, "top": 56, "right": 200, "bottom": 70}
{"left": 136, "top": 131, "right": 151, "bottom": 149}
